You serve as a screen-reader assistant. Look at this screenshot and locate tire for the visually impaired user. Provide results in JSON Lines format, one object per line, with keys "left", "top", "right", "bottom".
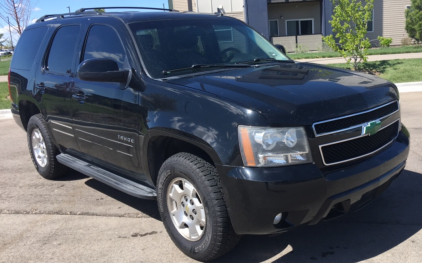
{"left": 157, "top": 153, "right": 240, "bottom": 261}
{"left": 27, "top": 114, "right": 67, "bottom": 179}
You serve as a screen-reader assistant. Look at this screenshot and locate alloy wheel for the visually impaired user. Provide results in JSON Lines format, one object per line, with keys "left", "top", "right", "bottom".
{"left": 167, "top": 177, "right": 206, "bottom": 241}
{"left": 31, "top": 128, "right": 48, "bottom": 168}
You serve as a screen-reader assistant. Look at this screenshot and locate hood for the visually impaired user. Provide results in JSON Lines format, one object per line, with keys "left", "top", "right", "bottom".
{"left": 167, "top": 62, "right": 399, "bottom": 125}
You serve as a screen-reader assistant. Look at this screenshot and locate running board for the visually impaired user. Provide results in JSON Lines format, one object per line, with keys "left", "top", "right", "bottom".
{"left": 56, "top": 154, "right": 157, "bottom": 199}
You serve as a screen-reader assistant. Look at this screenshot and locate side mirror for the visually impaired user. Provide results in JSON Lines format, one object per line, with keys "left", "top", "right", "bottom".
{"left": 275, "top": 44, "right": 286, "bottom": 55}
{"left": 77, "top": 58, "right": 129, "bottom": 83}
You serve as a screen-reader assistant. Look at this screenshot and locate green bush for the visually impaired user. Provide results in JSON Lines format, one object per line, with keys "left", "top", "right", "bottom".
{"left": 323, "top": 0, "right": 374, "bottom": 70}
{"left": 405, "top": 0, "right": 422, "bottom": 43}
{"left": 378, "top": 36, "right": 393, "bottom": 47}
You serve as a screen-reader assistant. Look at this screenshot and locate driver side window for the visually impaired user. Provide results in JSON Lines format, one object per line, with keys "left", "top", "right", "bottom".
{"left": 82, "top": 25, "right": 127, "bottom": 70}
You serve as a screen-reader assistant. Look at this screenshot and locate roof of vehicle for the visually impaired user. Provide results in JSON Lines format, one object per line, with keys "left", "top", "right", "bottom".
{"left": 35, "top": 7, "right": 226, "bottom": 24}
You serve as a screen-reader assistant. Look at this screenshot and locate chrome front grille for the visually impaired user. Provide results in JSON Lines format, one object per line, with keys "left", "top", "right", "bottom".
{"left": 313, "top": 101, "right": 400, "bottom": 166}
{"left": 313, "top": 101, "right": 399, "bottom": 137}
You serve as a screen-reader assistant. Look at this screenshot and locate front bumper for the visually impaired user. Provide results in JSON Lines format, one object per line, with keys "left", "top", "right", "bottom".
{"left": 217, "top": 130, "right": 409, "bottom": 235}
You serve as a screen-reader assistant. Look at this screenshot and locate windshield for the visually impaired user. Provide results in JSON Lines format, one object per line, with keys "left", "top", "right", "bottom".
{"left": 129, "top": 17, "right": 289, "bottom": 78}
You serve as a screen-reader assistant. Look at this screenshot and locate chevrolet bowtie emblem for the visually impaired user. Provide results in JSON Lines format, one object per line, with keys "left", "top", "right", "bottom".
{"left": 363, "top": 120, "right": 382, "bottom": 136}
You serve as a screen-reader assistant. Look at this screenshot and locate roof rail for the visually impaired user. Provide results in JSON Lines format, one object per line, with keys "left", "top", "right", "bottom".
{"left": 75, "top": 7, "right": 175, "bottom": 13}
{"left": 36, "top": 13, "right": 77, "bottom": 23}
{"left": 36, "top": 6, "right": 176, "bottom": 23}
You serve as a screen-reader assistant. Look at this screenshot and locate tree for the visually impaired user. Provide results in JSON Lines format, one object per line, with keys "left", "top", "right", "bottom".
{"left": 405, "top": 0, "right": 422, "bottom": 43}
{"left": 323, "top": 0, "right": 374, "bottom": 71}
{"left": 0, "top": 34, "right": 6, "bottom": 49}
{"left": 0, "top": 0, "right": 33, "bottom": 35}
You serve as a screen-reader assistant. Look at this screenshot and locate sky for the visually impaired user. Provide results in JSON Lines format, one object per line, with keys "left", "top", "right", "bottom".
{"left": 1, "top": 0, "right": 170, "bottom": 45}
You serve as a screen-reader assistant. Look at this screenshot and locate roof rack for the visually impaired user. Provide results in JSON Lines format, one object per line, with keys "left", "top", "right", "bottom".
{"left": 36, "top": 6, "right": 176, "bottom": 23}
{"left": 36, "top": 13, "right": 77, "bottom": 23}
{"left": 75, "top": 7, "right": 174, "bottom": 13}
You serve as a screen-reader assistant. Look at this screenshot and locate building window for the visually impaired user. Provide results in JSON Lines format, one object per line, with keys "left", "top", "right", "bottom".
{"left": 286, "top": 19, "right": 314, "bottom": 36}
{"left": 269, "top": 20, "right": 279, "bottom": 37}
{"left": 367, "top": 10, "right": 374, "bottom": 32}
{"left": 214, "top": 25, "right": 233, "bottom": 42}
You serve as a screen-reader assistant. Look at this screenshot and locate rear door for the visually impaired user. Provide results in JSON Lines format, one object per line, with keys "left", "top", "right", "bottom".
{"left": 36, "top": 25, "right": 82, "bottom": 152}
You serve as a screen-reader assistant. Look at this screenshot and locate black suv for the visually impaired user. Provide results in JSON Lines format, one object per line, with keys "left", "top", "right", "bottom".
{"left": 8, "top": 7, "right": 409, "bottom": 261}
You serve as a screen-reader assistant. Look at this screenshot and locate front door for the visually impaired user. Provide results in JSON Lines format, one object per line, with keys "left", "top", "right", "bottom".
{"left": 72, "top": 23, "right": 143, "bottom": 180}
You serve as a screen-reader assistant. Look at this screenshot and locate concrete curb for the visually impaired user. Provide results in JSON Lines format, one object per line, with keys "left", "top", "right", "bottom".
{"left": 0, "top": 109, "right": 12, "bottom": 119}
{"left": 396, "top": 82, "right": 422, "bottom": 93}
{"left": 295, "top": 52, "right": 422, "bottom": 65}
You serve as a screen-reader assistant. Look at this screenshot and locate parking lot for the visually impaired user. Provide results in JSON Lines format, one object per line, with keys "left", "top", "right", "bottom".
{"left": 1, "top": 92, "right": 421, "bottom": 263}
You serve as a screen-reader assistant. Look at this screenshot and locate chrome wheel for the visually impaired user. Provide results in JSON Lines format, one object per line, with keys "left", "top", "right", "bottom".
{"left": 167, "top": 177, "right": 206, "bottom": 241}
{"left": 31, "top": 128, "right": 48, "bottom": 168}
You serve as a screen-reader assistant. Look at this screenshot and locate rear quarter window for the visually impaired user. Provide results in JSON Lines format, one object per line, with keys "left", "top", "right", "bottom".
{"left": 11, "top": 27, "right": 48, "bottom": 70}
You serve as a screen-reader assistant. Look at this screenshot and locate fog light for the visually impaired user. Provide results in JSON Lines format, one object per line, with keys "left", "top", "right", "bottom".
{"left": 273, "top": 213, "right": 283, "bottom": 225}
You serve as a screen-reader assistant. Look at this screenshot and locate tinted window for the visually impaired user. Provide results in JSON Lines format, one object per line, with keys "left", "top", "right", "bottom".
{"left": 300, "top": 20, "right": 313, "bottom": 35}
{"left": 83, "top": 25, "right": 126, "bottom": 69}
{"left": 47, "top": 26, "right": 80, "bottom": 74}
{"left": 287, "top": 20, "right": 313, "bottom": 36}
{"left": 11, "top": 27, "right": 48, "bottom": 70}
{"left": 367, "top": 11, "right": 374, "bottom": 32}
{"left": 129, "top": 18, "right": 288, "bottom": 78}
{"left": 215, "top": 25, "right": 233, "bottom": 42}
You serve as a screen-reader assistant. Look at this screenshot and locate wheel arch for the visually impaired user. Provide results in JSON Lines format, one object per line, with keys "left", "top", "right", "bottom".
{"left": 18, "top": 99, "right": 42, "bottom": 131}
{"left": 143, "top": 128, "right": 223, "bottom": 187}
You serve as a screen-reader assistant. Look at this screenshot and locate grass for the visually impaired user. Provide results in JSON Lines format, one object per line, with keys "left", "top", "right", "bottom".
{"left": 0, "top": 60, "right": 11, "bottom": 76}
{"left": 0, "top": 82, "right": 11, "bottom": 109}
{"left": 289, "top": 45, "right": 422, "bottom": 60}
{"left": 327, "top": 58, "right": 422, "bottom": 83}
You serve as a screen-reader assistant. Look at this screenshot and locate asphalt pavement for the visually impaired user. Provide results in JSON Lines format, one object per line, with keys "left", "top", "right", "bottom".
{"left": 1, "top": 92, "right": 422, "bottom": 262}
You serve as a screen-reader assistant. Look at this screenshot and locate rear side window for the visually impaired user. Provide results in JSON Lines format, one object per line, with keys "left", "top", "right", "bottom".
{"left": 11, "top": 27, "right": 48, "bottom": 70}
{"left": 46, "top": 25, "right": 80, "bottom": 74}
{"left": 82, "top": 25, "right": 126, "bottom": 69}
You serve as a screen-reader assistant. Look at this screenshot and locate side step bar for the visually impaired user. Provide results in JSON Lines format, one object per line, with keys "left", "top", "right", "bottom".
{"left": 56, "top": 154, "right": 157, "bottom": 200}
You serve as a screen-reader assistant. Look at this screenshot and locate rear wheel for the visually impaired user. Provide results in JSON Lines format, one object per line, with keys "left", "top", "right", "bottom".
{"left": 157, "top": 153, "right": 240, "bottom": 261}
{"left": 27, "top": 114, "right": 67, "bottom": 179}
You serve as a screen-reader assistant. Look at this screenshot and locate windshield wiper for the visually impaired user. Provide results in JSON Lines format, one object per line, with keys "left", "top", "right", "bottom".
{"left": 162, "top": 63, "right": 251, "bottom": 75}
{"left": 238, "top": 58, "right": 294, "bottom": 64}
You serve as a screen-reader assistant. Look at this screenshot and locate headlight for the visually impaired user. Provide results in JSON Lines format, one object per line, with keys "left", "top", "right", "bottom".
{"left": 238, "top": 126, "right": 312, "bottom": 167}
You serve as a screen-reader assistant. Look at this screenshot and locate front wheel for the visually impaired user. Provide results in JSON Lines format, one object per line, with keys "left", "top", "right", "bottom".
{"left": 157, "top": 153, "right": 240, "bottom": 261}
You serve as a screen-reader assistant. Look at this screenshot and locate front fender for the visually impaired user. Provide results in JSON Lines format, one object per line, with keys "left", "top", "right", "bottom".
{"left": 139, "top": 78, "right": 268, "bottom": 184}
